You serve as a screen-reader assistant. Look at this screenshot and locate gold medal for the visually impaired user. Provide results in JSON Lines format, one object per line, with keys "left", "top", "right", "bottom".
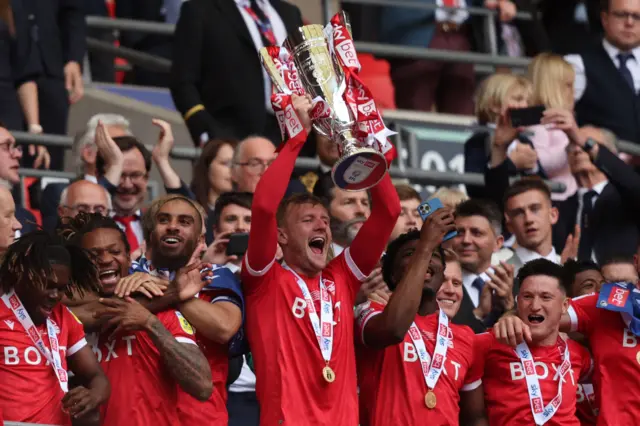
{"left": 425, "top": 390, "right": 437, "bottom": 409}
{"left": 322, "top": 365, "right": 336, "bottom": 383}
{"left": 636, "top": 351, "right": 640, "bottom": 365}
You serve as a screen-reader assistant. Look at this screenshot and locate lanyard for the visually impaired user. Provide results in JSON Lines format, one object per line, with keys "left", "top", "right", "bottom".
{"left": 515, "top": 338, "right": 570, "bottom": 425}
{"left": 582, "top": 383, "right": 598, "bottom": 417}
{"left": 282, "top": 263, "right": 335, "bottom": 380}
{"left": 407, "top": 309, "right": 450, "bottom": 408}
{"left": 2, "top": 290, "right": 68, "bottom": 392}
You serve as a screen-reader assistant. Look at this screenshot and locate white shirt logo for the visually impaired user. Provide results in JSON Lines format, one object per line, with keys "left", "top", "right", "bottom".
{"left": 4, "top": 320, "right": 14, "bottom": 330}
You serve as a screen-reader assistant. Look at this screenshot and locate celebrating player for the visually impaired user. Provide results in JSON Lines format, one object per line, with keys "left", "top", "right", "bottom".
{"left": 61, "top": 213, "right": 214, "bottom": 426}
{"left": 0, "top": 231, "right": 110, "bottom": 424}
{"left": 356, "top": 211, "right": 486, "bottom": 426}
{"left": 241, "top": 94, "right": 400, "bottom": 424}
{"left": 479, "top": 259, "right": 592, "bottom": 425}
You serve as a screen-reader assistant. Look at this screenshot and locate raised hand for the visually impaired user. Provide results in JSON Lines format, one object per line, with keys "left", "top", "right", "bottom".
{"left": 494, "top": 313, "right": 532, "bottom": 347}
{"left": 95, "top": 297, "right": 154, "bottom": 340}
{"left": 95, "top": 120, "right": 124, "bottom": 185}
{"left": 174, "top": 262, "right": 213, "bottom": 302}
{"left": 202, "top": 231, "right": 239, "bottom": 265}
{"left": 419, "top": 207, "right": 456, "bottom": 250}
{"left": 292, "top": 94, "right": 313, "bottom": 133}
{"left": 114, "top": 272, "right": 169, "bottom": 299}
{"left": 151, "top": 119, "right": 175, "bottom": 163}
{"left": 560, "top": 224, "right": 581, "bottom": 264}
{"left": 486, "top": 262, "right": 515, "bottom": 311}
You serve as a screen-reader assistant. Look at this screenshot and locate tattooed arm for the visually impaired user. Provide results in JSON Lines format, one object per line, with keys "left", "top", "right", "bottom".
{"left": 145, "top": 315, "right": 213, "bottom": 401}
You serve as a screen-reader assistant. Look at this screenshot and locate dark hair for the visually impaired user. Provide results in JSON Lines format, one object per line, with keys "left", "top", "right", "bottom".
{"left": 212, "top": 191, "right": 253, "bottom": 229}
{"left": 395, "top": 184, "right": 421, "bottom": 202}
{"left": 96, "top": 135, "right": 152, "bottom": 176}
{"left": 312, "top": 172, "right": 336, "bottom": 208}
{"left": 58, "top": 212, "right": 130, "bottom": 254}
{"left": 0, "top": 230, "right": 101, "bottom": 298}
{"left": 563, "top": 259, "right": 600, "bottom": 297}
{"left": 599, "top": 254, "right": 636, "bottom": 267}
{"left": 190, "top": 139, "right": 236, "bottom": 209}
{"left": 455, "top": 199, "right": 503, "bottom": 235}
{"left": 517, "top": 258, "right": 570, "bottom": 294}
{"left": 503, "top": 176, "right": 551, "bottom": 208}
{"left": 276, "top": 192, "right": 326, "bottom": 227}
{"left": 142, "top": 194, "right": 206, "bottom": 242}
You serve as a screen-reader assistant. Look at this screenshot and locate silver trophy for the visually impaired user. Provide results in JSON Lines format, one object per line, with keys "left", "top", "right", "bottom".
{"left": 260, "top": 15, "right": 388, "bottom": 191}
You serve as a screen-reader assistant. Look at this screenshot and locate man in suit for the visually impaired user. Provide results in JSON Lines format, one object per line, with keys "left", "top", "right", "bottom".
{"left": 565, "top": 0, "right": 640, "bottom": 144}
{"left": 231, "top": 136, "right": 277, "bottom": 193}
{"left": 170, "top": 0, "right": 304, "bottom": 146}
{"left": 451, "top": 199, "right": 513, "bottom": 333}
{"left": 56, "top": 180, "right": 112, "bottom": 225}
{"left": 0, "top": 186, "right": 22, "bottom": 253}
{"left": 12, "top": 0, "right": 85, "bottom": 170}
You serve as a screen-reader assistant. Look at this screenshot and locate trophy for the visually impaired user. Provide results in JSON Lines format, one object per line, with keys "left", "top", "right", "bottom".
{"left": 260, "top": 14, "right": 390, "bottom": 191}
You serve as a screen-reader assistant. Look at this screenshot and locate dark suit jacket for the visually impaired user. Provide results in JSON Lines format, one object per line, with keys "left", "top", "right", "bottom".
{"left": 16, "top": 206, "right": 37, "bottom": 235}
{"left": 170, "top": 0, "right": 304, "bottom": 146}
{"left": 40, "top": 181, "right": 69, "bottom": 232}
{"left": 540, "top": 0, "right": 601, "bottom": 54}
{"left": 451, "top": 287, "right": 485, "bottom": 334}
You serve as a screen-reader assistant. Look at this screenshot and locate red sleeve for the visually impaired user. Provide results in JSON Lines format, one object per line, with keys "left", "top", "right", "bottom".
{"left": 244, "top": 135, "right": 307, "bottom": 280}
{"left": 567, "top": 293, "right": 600, "bottom": 336}
{"left": 160, "top": 310, "right": 197, "bottom": 345}
{"left": 347, "top": 173, "right": 400, "bottom": 280}
{"left": 354, "top": 300, "right": 385, "bottom": 346}
{"left": 464, "top": 332, "right": 493, "bottom": 389}
{"left": 63, "top": 306, "right": 87, "bottom": 357}
{"left": 577, "top": 343, "right": 594, "bottom": 382}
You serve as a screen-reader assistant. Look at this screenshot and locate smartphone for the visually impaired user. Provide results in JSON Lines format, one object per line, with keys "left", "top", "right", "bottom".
{"left": 417, "top": 198, "right": 458, "bottom": 242}
{"left": 508, "top": 105, "right": 545, "bottom": 127}
{"left": 226, "top": 233, "right": 249, "bottom": 257}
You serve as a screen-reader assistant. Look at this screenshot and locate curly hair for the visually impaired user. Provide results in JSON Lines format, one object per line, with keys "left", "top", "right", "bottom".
{"left": 58, "top": 212, "right": 130, "bottom": 255}
{"left": 0, "top": 230, "right": 101, "bottom": 298}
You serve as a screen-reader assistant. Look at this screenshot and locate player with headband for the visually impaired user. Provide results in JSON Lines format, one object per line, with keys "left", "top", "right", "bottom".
{"left": 356, "top": 212, "right": 487, "bottom": 426}
{"left": 476, "top": 259, "right": 592, "bottom": 425}
{"left": 0, "top": 230, "right": 110, "bottom": 424}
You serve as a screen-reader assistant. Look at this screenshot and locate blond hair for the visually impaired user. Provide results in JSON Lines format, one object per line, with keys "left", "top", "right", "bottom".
{"left": 475, "top": 73, "right": 532, "bottom": 124}
{"left": 428, "top": 187, "right": 469, "bottom": 209}
{"left": 528, "top": 53, "right": 575, "bottom": 109}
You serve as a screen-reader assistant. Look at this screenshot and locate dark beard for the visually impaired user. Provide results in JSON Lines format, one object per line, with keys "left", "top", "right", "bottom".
{"left": 151, "top": 249, "right": 191, "bottom": 271}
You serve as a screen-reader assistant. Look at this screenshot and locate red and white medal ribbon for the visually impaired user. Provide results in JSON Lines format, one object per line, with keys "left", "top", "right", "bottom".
{"left": 2, "top": 290, "right": 68, "bottom": 392}
{"left": 515, "top": 338, "right": 571, "bottom": 425}
{"left": 407, "top": 309, "right": 450, "bottom": 392}
{"left": 282, "top": 263, "right": 334, "bottom": 367}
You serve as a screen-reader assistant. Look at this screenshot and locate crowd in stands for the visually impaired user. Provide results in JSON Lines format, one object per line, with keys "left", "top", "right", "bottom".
{"left": 1, "top": 0, "right": 640, "bottom": 425}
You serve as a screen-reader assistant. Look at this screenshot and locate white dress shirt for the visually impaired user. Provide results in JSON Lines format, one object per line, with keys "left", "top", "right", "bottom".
{"left": 235, "top": 0, "right": 288, "bottom": 113}
{"left": 566, "top": 39, "right": 640, "bottom": 101}
{"left": 228, "top": 357, "right": 257, "bottom": 393}
{"left": 514, "top": 246, "right": 561, "bottom": 265}
{"left": 462, "top": 270, "right": 482, "bottom": 308}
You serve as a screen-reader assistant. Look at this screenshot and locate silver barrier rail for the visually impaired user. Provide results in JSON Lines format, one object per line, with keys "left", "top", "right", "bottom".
{"left": 87, "top": 37, "right": 171, "bottom": 73}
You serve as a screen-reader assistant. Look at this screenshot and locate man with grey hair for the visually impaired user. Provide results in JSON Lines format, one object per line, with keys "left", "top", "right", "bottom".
{"left": 231, "top": 136, "right": 276, "bottom": 193}
{"left": 41, "top": 114, "right": 132, "bottom": 231}
{"left": 57, "top": 180, "right": 112, "bottom": 225}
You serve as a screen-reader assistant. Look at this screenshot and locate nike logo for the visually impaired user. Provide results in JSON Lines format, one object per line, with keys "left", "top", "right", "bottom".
{"left": 4, "top": 320, "right": 14, "bottom": 330}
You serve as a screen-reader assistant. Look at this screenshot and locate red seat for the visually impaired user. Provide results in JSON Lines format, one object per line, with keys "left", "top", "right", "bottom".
{"left": 357, "top": 54, "right": 396, "bottom": 110}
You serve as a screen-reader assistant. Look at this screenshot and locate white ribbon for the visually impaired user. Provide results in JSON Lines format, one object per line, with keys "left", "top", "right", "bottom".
{"left": 2, "top": 290, "right": 68, "bottom": 392}
{"left": 407, "top": 309, "right": 450, "bottom": 392}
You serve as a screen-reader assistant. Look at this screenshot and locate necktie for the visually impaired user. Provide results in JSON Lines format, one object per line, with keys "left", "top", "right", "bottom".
{"left": 114, "top": 215, "right": 140, "bottom": 254}
{"left": 245, "top": 0, "right": 277, "bottom": 47}
{"left": 577, "top": 190, "right": 597, "bottom": 261}
{"left": 618, "top": 52, "right": 635, "bottom": 91}
{"left": 472, "top": 277, "right": 485, "bottom": 293}
{"left": 163, "top": 0, "right": 182, "bottom": 24}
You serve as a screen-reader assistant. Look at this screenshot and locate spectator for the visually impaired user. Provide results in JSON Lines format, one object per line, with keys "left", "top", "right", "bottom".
{"left": 231, "top": 136, "right": 276, "bottom": 193}
{"left": 600, "top": 256, "right": 639, "bottom": 283}
{"left": 563, "top": 259, "right": 605, "bottom": 297}
{"left": 170, "top": 0, "right": 304, "bottom": 146}
{"left": 57, "top": 180, "right": 112, "bottom": 225}
{"left": 295, "top": 133, "right": 340, "bottom": 193}
{"left": 0, "top": 124, "right": 37, "bottom": 233}
{"left": 427, "top": 186, "right": 469, "bottom": 209}
{"left": 378, "top": 0, "right": 518, "bottom": 115}
{"left": 565, "top": 0, "right": 640, "bottom": 144}
{"left": 0, "top": 186, "right": 21, "bottom": 252}
{"left": 388, "top": 184, "right": 423, "bottom": 242}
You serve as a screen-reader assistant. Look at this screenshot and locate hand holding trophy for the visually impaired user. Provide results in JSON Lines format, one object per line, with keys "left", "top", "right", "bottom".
{"left": 260, "top": 12, "right": 396, "bottom": 191}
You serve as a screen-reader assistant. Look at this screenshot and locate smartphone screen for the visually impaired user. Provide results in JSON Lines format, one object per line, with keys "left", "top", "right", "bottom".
{"left": 417, "top": 198, "right": 457, "bottom": 242}
{"left": 508, "top": 105, "right": 545, "bottom": 127}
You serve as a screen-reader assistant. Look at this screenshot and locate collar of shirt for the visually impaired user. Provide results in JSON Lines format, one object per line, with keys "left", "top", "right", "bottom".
{"left": 515, "top": 245, "right": 560, "bottom": 265}
{"left": 577, "top": 179, "right": 608, "bottom": 197}
{"left": 84, "top": 174, "right": 98, "bottom": 184}
{"left": 462, "top": 270, "right": 480, "bottom": 292}
{"left": 111, "top": 209, "right": 142, "bottom": 220}
{"left": 331, "top": 242, "right": 344, "bottom": 257}
{"left": 602, "top": 38, "right": 640, "bottom": 65}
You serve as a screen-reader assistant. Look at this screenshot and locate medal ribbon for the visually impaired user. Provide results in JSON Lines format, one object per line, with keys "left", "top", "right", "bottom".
{"left": 2, "top": 290, "right": 68, "bottom": 392}
{"left": 407, "top": 309, "right": 450, "bottom": 392}
{"left": 282, "top": 263, "right": 334, "bottom": 366}
{"left": 515, "top": 338, "right": 571, "bottom": 425}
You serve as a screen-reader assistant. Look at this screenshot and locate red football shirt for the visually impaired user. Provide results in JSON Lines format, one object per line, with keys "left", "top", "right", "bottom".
{"left": 576, "top": 383, "right": 598, "bottom": 425}
{"left": 475, "top": 331, "right": 592, "bottom": 426}
{"left": 0, "top": 303, "right": 86, "bottom": 425}
{"left": 355, "top": 302, "right": 481, "bottom": 426}
{"left": 568, "top": 293, "right": 640, "bottom": 425}
{"left": 95, "top": 308, "right": 197, "bottom": 426}
{"left": 177, "top": 290, "right": 239, "bottom": 426}
{"left": 241, "top": 250, "right": 365, "bottom": 426}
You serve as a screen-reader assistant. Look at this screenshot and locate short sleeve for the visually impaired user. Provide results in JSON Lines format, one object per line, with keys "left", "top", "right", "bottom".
{"left": 354, "top": 300, "right": 385, "bottom": 346}
{"left": 462, "top": 332, "right": 492, "bottom": 391}
{"left": 240, "top": 255, "right": 278, "bottom": 297}
{"left": 330, "top": 250, "right": 369, "bottom": 305}
{"left": 578, "top": 344, "right": 594, "bottom": 382}
{"left": 64, "top": 306, "right": 87, "bottom": 357}
{"left": 567, "top": 294, "right": 600, "bottom": 336}
{"left": 161, "top": 310, "right": 197, "bottom": 345}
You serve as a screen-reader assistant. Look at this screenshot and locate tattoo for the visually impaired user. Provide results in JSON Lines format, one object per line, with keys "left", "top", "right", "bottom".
{"left": 146, "top": 316, "right": 212, "bottom": 401}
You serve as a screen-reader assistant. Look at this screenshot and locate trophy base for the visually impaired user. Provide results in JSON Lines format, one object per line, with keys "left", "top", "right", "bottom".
{"left": 331, "top": 148, "right": 388, "bottom": 191}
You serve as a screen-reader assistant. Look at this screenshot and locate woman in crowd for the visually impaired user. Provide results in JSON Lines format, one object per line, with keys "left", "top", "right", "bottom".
{"left": 190, "top": 139, "right": 236, "bottom": 243}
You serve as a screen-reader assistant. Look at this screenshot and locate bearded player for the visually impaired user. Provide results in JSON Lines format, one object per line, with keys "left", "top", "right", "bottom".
{"left": 241, "top": 95, "right": 400, "bottom": 425}
{"left": 61, "top": 213, "right": 214, "bottom": 426}
{"left": 355, "top": 211, "right": 486, "bottom": 426}
{"left": 477, "top": 259, "right": 592, "bottom": 425}
{"left": 0, "top": 231, "right": 110, "bottom": 425}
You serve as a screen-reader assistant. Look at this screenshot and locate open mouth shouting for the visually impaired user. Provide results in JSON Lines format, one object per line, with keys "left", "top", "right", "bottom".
{"left": 527, "top": 314, "right": 545, "bottom": 325}
{"left": 99, "top": 268, "right": 121, "bottom": 290}
{"left": 160, "top": 235, "right": 183, "bottom": 250}
{"left": 308, "top": 236, "right": 326, "bottom": 255}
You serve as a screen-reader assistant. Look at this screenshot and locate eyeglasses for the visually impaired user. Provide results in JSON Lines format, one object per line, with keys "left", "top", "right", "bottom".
{"left": 609, "top": 10, "right": 640, "bottom": 22}
{"left": 120, "top": 172, "right": 148, "bottom": 183}
{"left": 0, "top": 141, "right": 22, "bottom": 155}
{"left": 235, "top": 158, "right": 274, "bottom": 174}
{"left": 62, "top": 204, "right": 112, "bottom": 215}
